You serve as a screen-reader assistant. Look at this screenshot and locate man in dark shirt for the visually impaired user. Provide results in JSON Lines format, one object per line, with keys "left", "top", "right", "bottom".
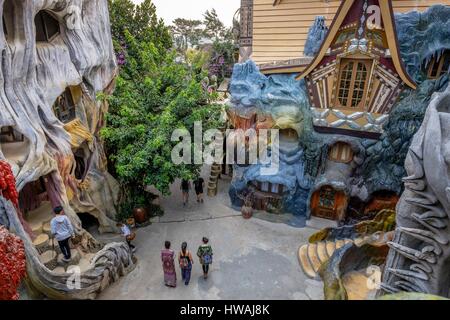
{"left": 181, "top": 179, "right": 191, "bottom": 206}
{"left": 193, "top": 177, "right": 205, "bottom": 203}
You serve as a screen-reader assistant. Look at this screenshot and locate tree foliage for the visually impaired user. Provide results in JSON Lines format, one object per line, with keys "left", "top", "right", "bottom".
{"left": 203, "top": 9, "right": 227, "bottom": 41}
{"left": 104, "top": 0, "right": 221, "bottom": 215}
{"left": 171, "top": 18, "right": 204, "bottom": 53}
{"left": 0, "top": 226, "right": 26, "bottom": 300}
{"left": 170, "top": 8, "right": 238, "bottom": 83}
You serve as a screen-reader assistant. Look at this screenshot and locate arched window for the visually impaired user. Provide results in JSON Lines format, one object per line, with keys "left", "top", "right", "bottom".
{"left": 328, "top": 142, "right": 353, "bottom": 163}
{"left": 35, "top": 11, "right": 60, "bottom": 42}
{"left": 337, "top": 59, "right": 371, "bottom": 109}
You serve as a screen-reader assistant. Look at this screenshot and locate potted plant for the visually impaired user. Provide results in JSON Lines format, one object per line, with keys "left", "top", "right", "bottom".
{"left": 131, "top": 193, "right": 149, "bottom": 224}
{"left": 239, "top": 192, "right": 254, "bottom": 219}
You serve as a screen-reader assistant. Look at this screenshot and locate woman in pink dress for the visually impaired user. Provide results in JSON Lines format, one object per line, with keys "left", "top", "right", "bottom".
{"left": 161, "top": 241, "right": 177, "bottom": 287}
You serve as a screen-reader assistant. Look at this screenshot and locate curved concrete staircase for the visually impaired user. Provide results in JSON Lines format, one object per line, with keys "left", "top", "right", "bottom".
{"left": 207, "top": 125, "right": 226, "bottom": 197}
{"left": 298, "top": 236, "right": 370, "bottom": 279}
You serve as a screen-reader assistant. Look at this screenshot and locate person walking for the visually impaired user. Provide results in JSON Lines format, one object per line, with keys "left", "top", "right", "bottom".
{"left": 193, "top": 176, "right": 205, "bottom": 203}
{"left": 50, "top": 206, "right": 74, "bottom": 262}
{"left": 181, "top": 179, "right": 191, "bottom": 206}
{"left": 178, "top": 242, "right": 194, "bottom": 286}
{"left": 117, "top": 222, "right": 136, "bottom": 253}
{"left": 161, "top": 241, "right": 177, "bottom": 287}
{"left": 197, "top": 237, "right": 213, "bottom": 279}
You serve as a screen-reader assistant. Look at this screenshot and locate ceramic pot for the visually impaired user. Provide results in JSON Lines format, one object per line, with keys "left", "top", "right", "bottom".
{"left": 133, "top": 207, "right": 148, "bottom": 223}
{"left": 241, "top": 205, "right": 253, "bottom": 219}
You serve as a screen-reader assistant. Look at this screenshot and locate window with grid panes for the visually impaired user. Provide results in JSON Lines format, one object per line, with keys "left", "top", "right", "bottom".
{"left": 337, "top": 59, "right": 371, "bottom": 110}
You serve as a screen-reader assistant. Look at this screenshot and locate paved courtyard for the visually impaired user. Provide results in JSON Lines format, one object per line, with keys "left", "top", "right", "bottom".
{"left": 98, "top": 172, "right": 326, "bottom": 300}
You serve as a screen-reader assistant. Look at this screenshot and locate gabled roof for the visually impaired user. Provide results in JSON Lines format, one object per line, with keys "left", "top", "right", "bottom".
{"left": 295, "top": 0, "right": 416, "bottom": 90}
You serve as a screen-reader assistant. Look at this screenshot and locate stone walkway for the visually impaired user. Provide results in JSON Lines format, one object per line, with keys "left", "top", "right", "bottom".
{"left": 98, "top": 169, "right": 325, "bottom": 300}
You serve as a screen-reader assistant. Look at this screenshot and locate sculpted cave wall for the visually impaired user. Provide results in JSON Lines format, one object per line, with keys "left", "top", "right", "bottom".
{"left": 0, "top": 0, "right": 134, "bottom": 299}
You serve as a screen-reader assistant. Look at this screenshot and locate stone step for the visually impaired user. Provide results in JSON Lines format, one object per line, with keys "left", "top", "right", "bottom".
{"left": 39, "top": 250, "right": 58, "bottom": 270}
{"left": 33, "top": 234, "right": 49, "bottom": 252}
{"left": 298, "top": 245, "right": 316, "bottom": 278}
{"left": 78, "top": 258, "right": 93, "bottom": 273}
{"left": 31, "top": 221, "right": 43, "bottom": 235}
{"left": 208, "top": 181, "right": 218, "bottom": 188}
{"left": 52, "top": 266, "right": 66, "bottom": 274}
{"left": 42, "top": 222, "right": 52, "bottom": 236}
{"left": 307, "top": 243, "right": 321, "bottom": 273}
{"left": 316, "top": 241, "right": 329, "bottom": 264}
{"left": 326, "top": 241, "right": 336, "bottom": 257}
{"left": 210, "top": 167, "right": 222, "bottom": 174}
{"left": 57, "top": 249, "right": 81, "bottom": 267}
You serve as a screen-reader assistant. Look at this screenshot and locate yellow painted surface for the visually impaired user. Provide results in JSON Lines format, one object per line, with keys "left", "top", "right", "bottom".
{"left": 252, "top": 0, "right": 450, "bottom": 65}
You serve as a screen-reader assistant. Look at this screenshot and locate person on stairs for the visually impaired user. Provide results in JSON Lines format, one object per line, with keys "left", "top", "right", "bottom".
{"left": 178, "top": 242, "right": 194, "bottom": 285}
{"left": 117, "top": 222, "right": 136, "bottom": 253}
{"left": 197, "top": 237, "right": 213, "bottom": 279}
{"left": 50, "top": 206, "right": 74, "bottom": 262}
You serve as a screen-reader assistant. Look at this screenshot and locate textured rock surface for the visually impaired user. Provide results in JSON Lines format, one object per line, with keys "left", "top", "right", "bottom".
{"left": 0, "top": 0, "right": 120, "bottom": 237}
{"left": 381, "top": 82, "right": 450, "bottom": 298}
{"left": 0, "top": 0, "right": 134, "bottom": 299}
{"left": 1, "top": 196, "right": 136, "bottom": 299}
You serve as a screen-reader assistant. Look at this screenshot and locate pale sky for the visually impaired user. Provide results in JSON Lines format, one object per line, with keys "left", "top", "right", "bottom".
{"left": 132, "top": 0, "right": 241, "bottom": 27}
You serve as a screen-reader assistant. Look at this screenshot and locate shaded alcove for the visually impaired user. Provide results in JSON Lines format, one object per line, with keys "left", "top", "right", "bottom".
{"left": 77, "top": 212, "right": 100, "bottom": 233}
{"left": 364, "top": 190, "right": 399, "bottom": 214}
{"left": 18, "top": 174, "right": 57, "bottom": 238}
{"left": 0, "top": 126, "right": 30, "bottom": 166}
{"left": 52, "top": 87, "right": 77, "bottom": 123}
{"left": 72, "top": 146, "right": 89, "bottom": 180}
{"left": 2, "top": 0, "right": 15, "bottom": 44}
{"left": 279, "top": 128, "right": 298, "bottom": 142}
{"left": 35, "top": 10, "right": 60, "bottom": 42}
{"left": 247, "top": 181, "right": 284, "bottom": 212}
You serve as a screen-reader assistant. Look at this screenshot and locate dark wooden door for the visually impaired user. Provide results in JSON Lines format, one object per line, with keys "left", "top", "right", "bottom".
{"left": 311, "top": 186, "right": 344, "bottom": 220}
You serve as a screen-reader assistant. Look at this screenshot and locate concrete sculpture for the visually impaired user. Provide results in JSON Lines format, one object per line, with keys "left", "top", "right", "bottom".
{"left": 0, "top": 0, "right": 135, "bottom": 299}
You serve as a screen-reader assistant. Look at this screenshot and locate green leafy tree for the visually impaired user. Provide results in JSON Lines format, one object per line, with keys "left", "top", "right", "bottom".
{"left": 203, "top": 9, "right": 226, "bottom": 41}
{"left": 104, "top": 0, "right": 221, "bottom": 218}
{"left": 171, "top": 18, "right": 204, "bottom": 53}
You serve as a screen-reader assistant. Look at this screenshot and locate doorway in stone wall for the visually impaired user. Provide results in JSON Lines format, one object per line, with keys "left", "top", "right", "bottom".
{"left": 77, "top": 212, "right": 100, "bottom": 234}
{"left": 311, "top": 185, "right": 347, "bottom": 221}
